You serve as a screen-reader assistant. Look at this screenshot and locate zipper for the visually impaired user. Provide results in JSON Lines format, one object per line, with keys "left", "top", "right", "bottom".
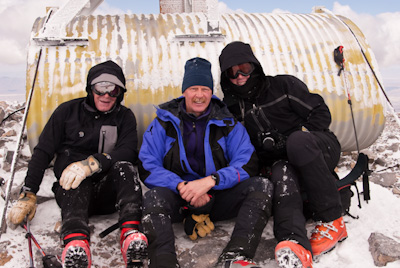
{"left": 250, "top": 104, "right": 265, "bottom": 132}
{"left": 100, "top": 130, "right": 106, "bottom": 153}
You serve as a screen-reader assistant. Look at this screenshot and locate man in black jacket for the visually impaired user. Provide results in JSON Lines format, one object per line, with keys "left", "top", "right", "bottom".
{"left": 8, "top": 60, "right": 147, "bottom": 268}
{"left": 219, "top": 41, "right": 347, "bottom": 268}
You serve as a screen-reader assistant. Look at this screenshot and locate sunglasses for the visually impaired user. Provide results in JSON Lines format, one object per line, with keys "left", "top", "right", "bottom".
{"left": 92, "top": 82, "right": 121, "bottom": 97}
{"left": 226, "top": 62, "right": 255, "bottom": 79}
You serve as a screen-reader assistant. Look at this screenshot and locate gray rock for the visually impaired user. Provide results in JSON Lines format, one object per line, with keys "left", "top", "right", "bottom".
{"left": 2, "top": 129, "right": 17, "bottom": 137}
{"left": 370, "top": 173, "right": 397, "bottom": 188}
{"left": 0, "top": 107, "right": 5, "bottom": 123}
{"left": 388, "top": 143, "right": 399, "bottom": 152}
{"left": 374, "top": 158, "right": 387, "bottom": 166}
{"left": 369, "top": 232, "right": 400, "bottom": 266}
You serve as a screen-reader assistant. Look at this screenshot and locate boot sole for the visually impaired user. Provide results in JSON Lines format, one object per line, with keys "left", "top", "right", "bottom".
{"left": 63, "top": 246, "right": 89, "bottom": 268}
{"left": 275, "top": 247, "right": 311, "bottom": 268}
{"left": 126, "top": 239, "right": 148, "bottom": 267}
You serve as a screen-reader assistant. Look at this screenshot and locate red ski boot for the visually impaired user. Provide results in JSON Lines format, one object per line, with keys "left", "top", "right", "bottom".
{"left": 61, "top": 233, "right": 91, "bottom": 268}
{"left": 310, "top": 216, "right": 348, "bottom": 256}
{"left": 275, "top": 240, "right": 313, "bottom": 268}
{"left": 120, "top": 227, "right": 148, "bottom": 268}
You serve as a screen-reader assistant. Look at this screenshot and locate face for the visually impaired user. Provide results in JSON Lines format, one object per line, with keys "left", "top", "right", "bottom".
{"left": 229, "top": 73, "right": 251, "bottom": 86}
{"left": 226, "top": 62, "right": 254, "bottom": 86}
{"left": 183, "top": 85, "right": 213, "bottom": 117}
{"left": 92, "top": 90, "right": 118, "bottom": 112}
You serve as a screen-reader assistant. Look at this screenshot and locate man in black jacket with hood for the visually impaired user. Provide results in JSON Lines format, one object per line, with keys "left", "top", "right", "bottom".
{"left": 219, "top": 41, "right": 347, "bottom": 268}
{"left": 8, "top": 60, "right": 147, "bottom": 268}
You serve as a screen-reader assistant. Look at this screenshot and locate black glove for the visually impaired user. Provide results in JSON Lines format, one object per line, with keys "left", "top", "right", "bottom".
{"left": 182, "top": 194, "right": 215, "bottom": 241}
{"left": 184, "top": 214, "right": 215, "bottom": 240}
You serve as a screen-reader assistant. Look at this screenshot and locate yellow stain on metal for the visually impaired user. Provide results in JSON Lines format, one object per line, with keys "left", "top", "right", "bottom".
{"left": 26, "top": 11, "right": 387, "bottom": 152}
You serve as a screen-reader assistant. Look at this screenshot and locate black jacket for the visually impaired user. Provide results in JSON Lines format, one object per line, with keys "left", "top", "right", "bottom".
{"left": 219, "top": 41, "right": 335, "bottom": 164}
{"left": 24, "top": 98, "right": 138, "bottom": 194}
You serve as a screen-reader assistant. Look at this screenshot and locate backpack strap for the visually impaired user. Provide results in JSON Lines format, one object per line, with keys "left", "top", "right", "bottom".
{"left": 336, "top": 152, "right": 370, "bottom": 205}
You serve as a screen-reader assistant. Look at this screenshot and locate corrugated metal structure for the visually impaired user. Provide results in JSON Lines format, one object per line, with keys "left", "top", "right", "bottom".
{"left": 26, "top": 7, "right": 387, "bottom": 152}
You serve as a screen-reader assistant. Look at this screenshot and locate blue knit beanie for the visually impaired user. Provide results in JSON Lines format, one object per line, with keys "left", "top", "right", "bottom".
{"left": 182, "top": 57, "right": 214, "bottom": 93}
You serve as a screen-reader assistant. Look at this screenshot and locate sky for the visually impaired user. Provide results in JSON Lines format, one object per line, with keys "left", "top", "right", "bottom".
{"left": 0, "top": 0, "right": 400, "bottom": 108}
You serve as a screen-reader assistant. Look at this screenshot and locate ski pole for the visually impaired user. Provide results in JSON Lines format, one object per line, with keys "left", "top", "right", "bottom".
{"left": 23, "top": 224, "right": 46, "bottom": 257}
{"left": 26, "top": 219, "right": 35, "bottom": 268}
{"left": 0, "top": 48, "right": 43, "bottom": 239}
{"left": 23, "top": 224, "right": 62, "bottom": 268}
{"left": 334, "top": 46, "right": 360, "bottom": 153}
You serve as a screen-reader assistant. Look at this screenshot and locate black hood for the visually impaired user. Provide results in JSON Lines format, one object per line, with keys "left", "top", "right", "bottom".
{"left": 219, "top": 41, "right": 266, "bottom": 101}
{"left": 85, "top": 60, "right": 127, "bottom": 105}
{"left": 219, "top": 41, "right": 265, "bottom": 75}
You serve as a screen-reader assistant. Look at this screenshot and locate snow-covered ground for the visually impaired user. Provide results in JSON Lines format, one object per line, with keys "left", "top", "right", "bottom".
{"left": 0, "top": 100, "right": 400, "bottom": 268}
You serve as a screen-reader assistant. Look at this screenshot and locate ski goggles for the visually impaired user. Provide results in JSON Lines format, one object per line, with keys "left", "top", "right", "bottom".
{"left": 92, "top": 81, "right": 121, "bottom": 97}
{"left": 226, "top": 62, "right": 255, "bottom": 79}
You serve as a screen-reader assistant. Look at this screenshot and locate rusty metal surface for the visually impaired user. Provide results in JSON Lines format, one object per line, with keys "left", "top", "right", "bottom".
{"left": 26, "top": 11, "right": 387, "bottom": 152}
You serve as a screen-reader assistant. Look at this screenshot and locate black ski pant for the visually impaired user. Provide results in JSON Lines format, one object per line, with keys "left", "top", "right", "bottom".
{"left": 53, "top": 161, "right": 143, "bottom": 243}
{"left": 142, "top": 176, "right": 273, "bottom": 268}
{"left": 270, "top": 130, "right": 342, "bottom": 253}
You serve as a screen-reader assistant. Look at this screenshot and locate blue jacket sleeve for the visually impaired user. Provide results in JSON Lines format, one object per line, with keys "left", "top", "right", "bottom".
{"left": 139, "top": 119, "right": 184, "bottom": 193}
{"left": 212, "top": 122, "right": 258, "bottom": 190}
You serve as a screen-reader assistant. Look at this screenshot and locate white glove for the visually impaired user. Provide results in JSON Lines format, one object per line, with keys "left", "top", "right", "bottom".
{"left": 59, "top": 155, "right": 100, "bottom": 190}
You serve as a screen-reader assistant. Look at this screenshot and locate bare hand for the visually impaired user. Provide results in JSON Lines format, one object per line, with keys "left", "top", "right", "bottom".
{"left": 179, "top": 176, "right": 215, "bottom": 206}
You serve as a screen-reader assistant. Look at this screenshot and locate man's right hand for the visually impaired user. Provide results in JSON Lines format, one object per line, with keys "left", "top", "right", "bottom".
{"left": 8, "top": 191, "right": 37, "bottom": 225}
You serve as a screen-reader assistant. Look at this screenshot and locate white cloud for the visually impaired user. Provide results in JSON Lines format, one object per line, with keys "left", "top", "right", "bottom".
{"left": 0, "top": 39, "right": 25, "bottom": 64}
{"left": 218, "top": 1, "right": 245, "bottom": 13}
{"left": 94, "top": 1, "right": 127, "bottom": 15}
{"left": 271, "top": 8, "right": 292, "bottom": 14}
{"left": 332, "top": 3, "right": 400, "bottom": 69}
{"left": 0, "top": 0, "right": 65, "bottom": 65}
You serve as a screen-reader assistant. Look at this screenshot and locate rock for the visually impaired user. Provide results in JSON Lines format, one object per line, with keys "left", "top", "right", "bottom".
{"left": 361, "top": 149, "right": 376, "bottom": 159}
{"left": 393, "top": 185, "right": 400, "bottom": 195}
{"left": 0, "top": 101, "right": 8, "bottom": 109}
{"left": 375, "top": 145, "right": 387, "bottom": 153}
{"left": 0, "top": 240, "right": 13, "bottom": 266}
{"left": 2, "top": 129, "right": 17, "bottom": 137}
{"left": 0, "top": 107, "right": 5, "bottom": 123}
{"left": 4, "top": 121, "right": 18, "bottom": 129}
{"left": 388, "top": 143, "right": 399, "bottom": 152}
{"left": 370, "top": 173, "right": 397, "bottom": 188}
{"left": 4, "top": 150, "right": 14, "bottom": 165}
{"left": 374, "top": 158, "right": 387, "bottom": 167}
{"left": 369, "top": 232, "right": 400, "bottom": 266}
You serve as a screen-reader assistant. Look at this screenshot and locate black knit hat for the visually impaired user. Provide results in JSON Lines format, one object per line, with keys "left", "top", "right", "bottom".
{"left": 182, "top": 57, "right": 214, "bottom": 93}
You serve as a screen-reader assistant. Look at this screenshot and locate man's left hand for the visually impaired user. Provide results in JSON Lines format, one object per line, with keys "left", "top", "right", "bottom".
{"left": 179, "top": 176, "right": 215, "bottom": 206}
{"left": 59, "top": 155, "right": 100, "bottom": 190}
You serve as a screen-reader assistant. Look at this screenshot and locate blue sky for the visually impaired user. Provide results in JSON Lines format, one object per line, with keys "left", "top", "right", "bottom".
{"left": 104, "top": 0, "right": 399, "bottom": 15}
{"left": 0, "top": 0, "right": 399, "bottom": 106}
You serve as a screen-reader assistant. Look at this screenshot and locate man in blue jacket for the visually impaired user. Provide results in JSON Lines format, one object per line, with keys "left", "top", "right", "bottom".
{"left": 8, "top": 60, "right": 147, "bottom": 268}
{"left": 139, "top": 57, "right": 273, "bottom": 268}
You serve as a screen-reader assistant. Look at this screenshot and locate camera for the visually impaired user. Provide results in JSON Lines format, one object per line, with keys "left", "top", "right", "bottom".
{"left": 257, "top": 132, "right": 275, "bottom": 151}
{"left": 257, "top": 131, "right": 287, "bottom": 153}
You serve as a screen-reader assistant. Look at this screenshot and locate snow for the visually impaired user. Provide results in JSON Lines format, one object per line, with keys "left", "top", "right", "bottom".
{"left": 0, "top": 100, "right": 400, "bottom": 267}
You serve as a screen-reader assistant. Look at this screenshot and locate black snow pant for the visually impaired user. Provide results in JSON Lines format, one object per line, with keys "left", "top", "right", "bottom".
{"left": 270, "top": 130, "right": 342, "bottom": 253}
{"left": 53, "top": 161, "right": 143, "bottom": 243}
{"left": 142, "top": 176, "right": 273, "bottom": 268}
